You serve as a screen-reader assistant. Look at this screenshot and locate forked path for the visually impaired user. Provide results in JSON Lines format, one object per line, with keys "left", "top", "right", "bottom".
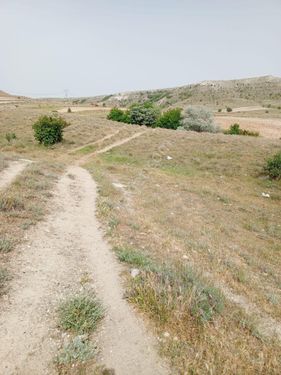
{"left": 0, "top": 166, "right": 169, "bottom": 375}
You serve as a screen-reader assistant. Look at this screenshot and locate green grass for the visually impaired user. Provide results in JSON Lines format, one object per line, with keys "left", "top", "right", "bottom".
{"left": 58, "top": 293, "right": 104, "bottom": 334}
{"left": 75, "top": 144, "right": 97, "bottom": 155}
{"left": 0, "top": 237, "right": 13, "bottom": 253}
{"left": 101, "top": 151, "right": 139, "bottom": 165}
{"left": 115, "top": 246, "right": 155, "bottom": 269}
{"left": 115, "top": 246, "right": 224, "bottom": 324}
{"left": 56, "top": 336, "right": 97, "bottom": 366}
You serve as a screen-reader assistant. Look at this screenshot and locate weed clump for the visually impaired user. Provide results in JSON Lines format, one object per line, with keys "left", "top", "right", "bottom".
{"left": 0, "top": 237, "right": 13, "bottom": 253}
{"left": 33, "top": 115, "right": 69, "bottom": 146}
{"left": 5, "top": 133, "right": 17, "bottom": 143}
{"left": 264, "top": 151, "right": 281, "bottom": 180}
{"left": 224, "top": 123, "right": 259, "bottom": 136}
{"left": 58, "top": 293, "right": 104, "bottom": 334}
{"left": 116, "top": 247, "right": 224, "bottom": 323}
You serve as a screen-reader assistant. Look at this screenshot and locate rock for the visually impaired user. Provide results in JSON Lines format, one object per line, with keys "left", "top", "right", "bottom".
{"left": 130, "top": 268, "right": 140, "bottom": 278}
{"left": 262, "top": 192, "right": 270, "bottom": 198}
{"left": 166, "top": 156, "right": 173, "bottom": 160}
{"left": 163, "top": 332, "right": 170, "bottom": 338}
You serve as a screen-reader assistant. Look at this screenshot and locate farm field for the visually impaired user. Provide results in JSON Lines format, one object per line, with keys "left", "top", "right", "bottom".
{"left": 0, "top": 100, "right": 280, "bottom": 374}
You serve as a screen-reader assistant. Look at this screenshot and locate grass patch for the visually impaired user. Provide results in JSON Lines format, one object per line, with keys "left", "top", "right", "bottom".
{"left": 0, "top": 237, "right": 13, "bottom": 253}
{"left": 58, "top": 293, "right": 104, "bottom": 334}
{"left": 160, "top": 164, "right": 195, "bottom": 177}
{"left": 56, "top": 336, "right": 97, "bottom": 367}
{"left": 115, "top": 246, "right": 155, "bottom": 269}
{"left": 101, "top": 151, "right": 139, "bottom": 165}
{"left": 0, "top": 194, "right": 25, "bottom": 211}
{"left": 75, "top": 144, "right": 97, "bottom": 155}
{"left": 0, "top": 268, "right": 10, "bottom": 293}
{"left": 117, "top": 247, "right": 224, "bottom": 324}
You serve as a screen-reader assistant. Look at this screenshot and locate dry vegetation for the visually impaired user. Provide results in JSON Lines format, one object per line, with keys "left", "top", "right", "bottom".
{"left": 85, "top": 128, "right": 281, "bottom": 373}
{"left": 1, "top": 99, "right": 281, "bottom": 374}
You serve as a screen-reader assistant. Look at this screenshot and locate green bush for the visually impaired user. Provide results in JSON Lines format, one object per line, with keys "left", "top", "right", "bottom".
{"left": 180, "top": 107, "right": 219, "bottom": 133}
{"left": 224, "top": 123, "right": 259, "bottom": 137}
{"left": 32, "top": 115, "right": 68, "bottom": 146}
{"left": 156, "top": 108, "right": 182, "bottom": 130}
{"left": 107, "top": 107, "right": 131, "bottom": 123}
{"left": 130, "top": 103, "right": 160, "bottom": 127}
{"left": 226, "top": 107, "right": 232, "bottom": 112}
{"left": 264, "top": 152, "right": 281, "bottom": 180}
{"left": 218, "top": 108, "right": 222, "bottom": 113}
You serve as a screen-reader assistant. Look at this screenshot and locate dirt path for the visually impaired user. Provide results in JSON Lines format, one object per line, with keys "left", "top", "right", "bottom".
{"left": 78, "top": 130, "right": 148, "bottom": 164}
{"left": 0, "top": 159, "right": 31, "bottom": 190}
{"left": 70, "top": 129, "right": 122, "bottom": 153}
{"left": 0, "top": 166, "right": 169, "bottom": 375}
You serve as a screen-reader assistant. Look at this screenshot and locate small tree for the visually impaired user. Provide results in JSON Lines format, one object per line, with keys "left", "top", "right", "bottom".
{"left": 264, "top": 152, "right": 281, "bottom": 180}
{"left": 33, "top": 115, "right": 68, "bottom": 146}
{"left": 130, "top": 103, "right": 160, "bottom": 127}
{"left": 156, "top": 108, "right": 182, "bottom": 130}
{"left": 180, "top": 107, "right": 219, "bottom": 133}
{"left": 226, "top": 107, "right": 232, "bottom": 112}
{"left": 107, "top": 107, "right": 131, "bottom": 123}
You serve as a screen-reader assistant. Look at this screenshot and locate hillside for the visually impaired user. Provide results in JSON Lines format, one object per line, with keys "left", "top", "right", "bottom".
{"left": 0, "top": 90, "right": 12, "bottom": 97}
{"left": 94, "top": 75, "right": 281, "bottom": 109}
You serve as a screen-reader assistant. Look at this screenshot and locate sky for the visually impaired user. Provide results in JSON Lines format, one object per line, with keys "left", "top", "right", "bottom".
{"left": 1, "top": 0, "right": 281, "bottom": 97}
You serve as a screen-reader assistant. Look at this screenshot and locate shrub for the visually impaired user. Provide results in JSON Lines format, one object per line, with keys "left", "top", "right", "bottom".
{"left": 5, "top": 133, "right": 16, "bottom": 143}
{"left": 107, "top": 107, "right": 131, "bottom": 123}
{"left": 130, "top": 103, "right": 160, "bottom": 127}
{"left": 67, "top": 107, "right": 72, "bottom": 113}
{"left": 218, "top": 108, "right": 222, "bottom": 113}
{"left": 226, "top": 107, "right": 232, "bottom": 112}
{"left": 180, "top": 107, "right": 219, "bottom": 133}
{"left": 224, "top": 123, "right": 259, "bottom": 136}
{"left": 264, "top": 151, "right": 281, "bottom": 180}
{"left": 156, "top": 108, "right": 182, "bottom": 130}
{"left": 58, "top": 293, "right": 104, "bottom": 334}
{"left": 32, "top": 115, "right": 69, "bottom": 146}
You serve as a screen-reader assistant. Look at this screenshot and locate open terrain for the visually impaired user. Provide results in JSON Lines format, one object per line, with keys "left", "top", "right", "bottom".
{"left": 0, "top": 80, "right": 281, "bottom": 374}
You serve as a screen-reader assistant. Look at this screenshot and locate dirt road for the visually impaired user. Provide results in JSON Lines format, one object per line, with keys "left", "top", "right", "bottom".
{"left": 0, "top": 166, "right": 169, "bottom": 375}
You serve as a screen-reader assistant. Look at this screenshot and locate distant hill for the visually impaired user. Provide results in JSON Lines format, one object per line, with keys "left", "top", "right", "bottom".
{"left": 94, "top": 75, "right": 281, "bottom": 109}
{"left": 0, "top": 90, "right": 13, "bottom": 97}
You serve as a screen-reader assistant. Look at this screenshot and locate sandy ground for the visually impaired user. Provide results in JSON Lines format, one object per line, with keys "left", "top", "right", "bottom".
{"left": 0, "top": 166, "right": 169, "bottom": 375}
{"left": 57, "top": 106, "right": 110, "bottom": 113}
{"left": 215, "top": 115, "right": 281, "bottom": 139}
{"left": 0, "top": 159, "right": 31, "bottom": 190}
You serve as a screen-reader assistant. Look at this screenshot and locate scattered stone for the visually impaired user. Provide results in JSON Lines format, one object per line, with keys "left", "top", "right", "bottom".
{"left": 182, "top": 255, "right": 188, "bottom": 260}
{"left": 262, "top": 192, "right": 270, "bottom": 198}
{"left": 163, "top": 332, "right": 170, "bottom": 338}
{"left": 130, "top": 268, "right": 140, "bottom": 278}
{"left": 166, "top": 156, "right": 173, "bottom": 160}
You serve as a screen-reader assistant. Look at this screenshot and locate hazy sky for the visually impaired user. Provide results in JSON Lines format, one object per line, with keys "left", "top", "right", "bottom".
{"left": 1, "top": 0, "right": 281, "bottom": 97}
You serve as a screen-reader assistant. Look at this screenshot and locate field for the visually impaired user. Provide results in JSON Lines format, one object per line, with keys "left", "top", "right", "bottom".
{"left": 0, "top": 100, "right": 281, "bottom": 374}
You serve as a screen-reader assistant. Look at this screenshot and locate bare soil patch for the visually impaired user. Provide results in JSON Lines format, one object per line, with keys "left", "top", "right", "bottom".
{"left": 215, "top": 115, "right": 281, "bottom": 138}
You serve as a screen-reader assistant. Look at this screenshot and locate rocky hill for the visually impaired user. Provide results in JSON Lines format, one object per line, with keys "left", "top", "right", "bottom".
{"left": 94, "top": 75, "right": 281, "bottom": 110}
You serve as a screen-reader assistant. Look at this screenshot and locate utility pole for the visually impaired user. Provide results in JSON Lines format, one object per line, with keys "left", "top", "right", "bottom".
{"left": 64, "top": 89, "right": 69, "bottom": 99}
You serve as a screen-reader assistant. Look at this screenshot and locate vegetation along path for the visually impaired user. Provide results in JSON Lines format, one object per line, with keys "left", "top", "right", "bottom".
{"left": 0, "top": 165, "right": 169, "bottom": 375}
{"left": 0, "top": 159, "right": 31, "bottom": 190}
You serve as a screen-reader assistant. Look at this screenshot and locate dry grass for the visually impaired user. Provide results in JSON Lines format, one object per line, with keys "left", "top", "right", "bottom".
{"left": 85, "top": 126, "right": 281, "bottom": 373}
